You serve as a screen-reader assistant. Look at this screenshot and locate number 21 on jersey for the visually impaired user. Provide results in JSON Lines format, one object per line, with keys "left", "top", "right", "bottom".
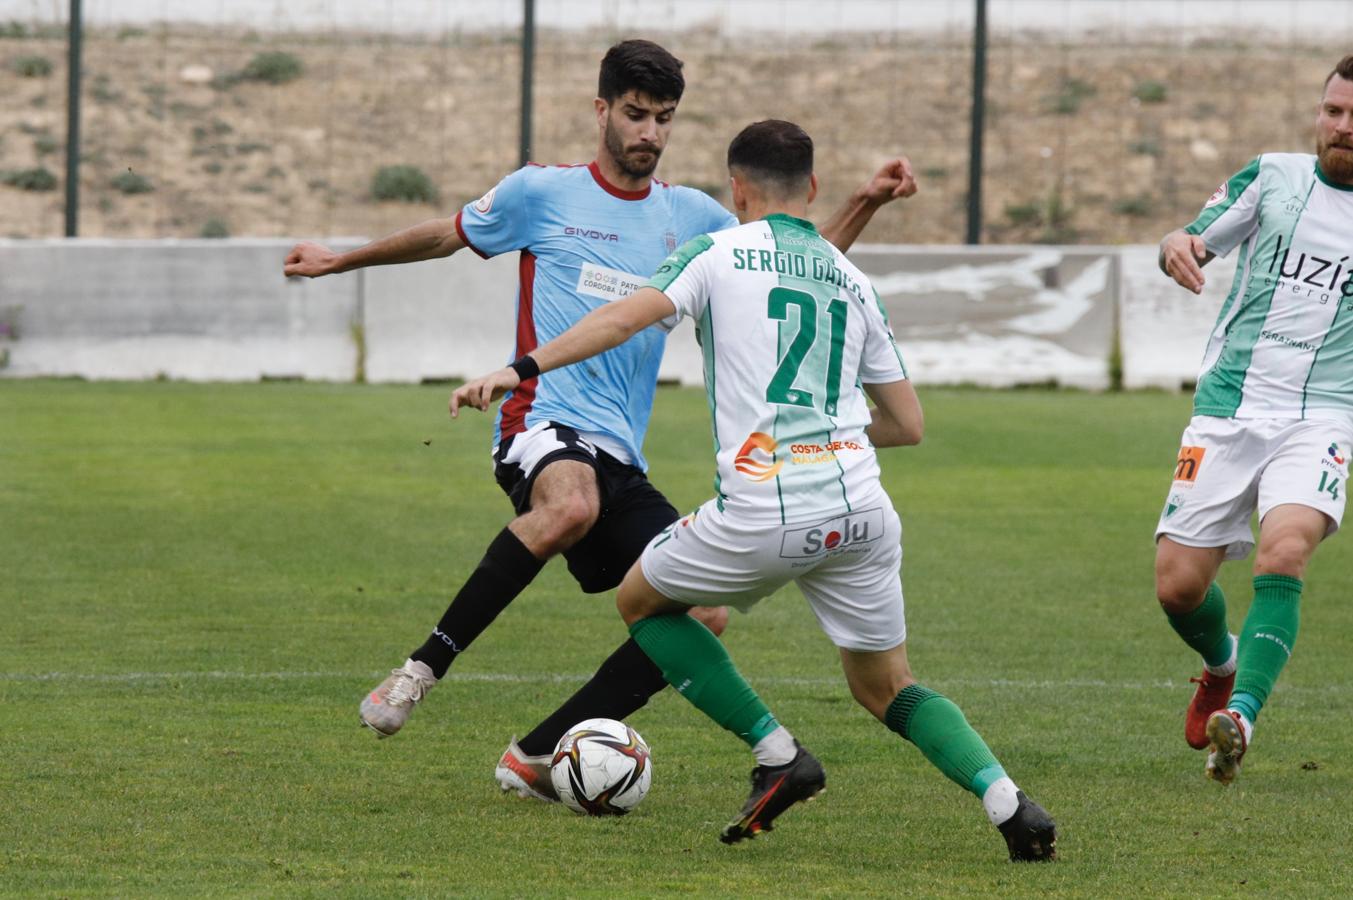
{"left": 765, "top": 287, "right": 848, "bottom": 416}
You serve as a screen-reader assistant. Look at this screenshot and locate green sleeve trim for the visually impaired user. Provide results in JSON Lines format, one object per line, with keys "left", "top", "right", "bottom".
{"left": 647, "top": 233, "right": 715, "bottom": 293}
{"left": 1185, "top": 156, "right": 1261, "bottom": 235}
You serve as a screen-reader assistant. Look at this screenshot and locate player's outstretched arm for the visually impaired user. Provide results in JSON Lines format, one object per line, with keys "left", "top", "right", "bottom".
{"left": 450, "top": 287, "right": 677, "bottom": 417}
{"left": 819, "top": 156, "right": 918, "bottom": 252}
{"left": 863, "top": 379, "right": 924, "bottom": 448}
{"left": 1158, "top": 228, "right": 1214, "bottom": 294}
{"left": 283, "top": 217, "right": 466, "bottom": 278}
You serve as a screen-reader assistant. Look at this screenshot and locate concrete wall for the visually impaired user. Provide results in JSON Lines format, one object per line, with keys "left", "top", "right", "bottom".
{"left": 0, "top": 238, "right": 1228, "bottom": 390}
{"left": 0, "top": 239, "right": 365, "bottom": 381}
{"left": 1119, "top": 245, "right": 1234, "bottom": 390}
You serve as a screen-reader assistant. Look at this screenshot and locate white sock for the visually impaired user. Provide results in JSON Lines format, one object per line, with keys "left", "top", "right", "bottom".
{"left": 1235, "top": 712, "right": 1255, "bottom": 745}
{"left": 752, "top": 726, "right": 797, "bottom": 767}
{"left": 982, "top": 776, "right": 1021, "bottom": 826}
{"left": 1203, "top": 634, "right": 1238, "bottom": 677}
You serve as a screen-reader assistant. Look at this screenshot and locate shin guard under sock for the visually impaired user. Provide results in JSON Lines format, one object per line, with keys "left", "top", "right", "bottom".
{"left": 885, "top": 684, "right": 1006, "bottom": 798}
{"left": 1230, "top": 574, "right": 1302, "bottom": 724}
{"left": 1166, "top": 582, "right": 1234, "bottom": 669}
{"left": 518, "top": 637, "right": 670, "bottom": 756}
{"left": 411, "top": 527, "right": 544, "bottom": 678}
{"left": 629, "top": 614, "right": 778, "bottom": 746}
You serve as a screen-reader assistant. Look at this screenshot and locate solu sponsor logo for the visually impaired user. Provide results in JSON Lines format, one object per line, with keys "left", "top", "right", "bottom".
{"left": 779, "top": 508, "right": 885, "bottom": 558}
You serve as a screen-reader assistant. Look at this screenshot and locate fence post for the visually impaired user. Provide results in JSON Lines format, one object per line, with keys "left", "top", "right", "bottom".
{"left": 965, "top": 0, "right": 987, "bottom": 245}
{"left": 64, "top": 0, "right": 83, "bottom": 237}
{"left": 519, "top": 0, "right": 535, "bottom": 168}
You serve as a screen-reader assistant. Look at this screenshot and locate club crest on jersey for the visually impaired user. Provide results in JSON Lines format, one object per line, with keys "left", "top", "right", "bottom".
{"left": 1203, "top": 181, "right": 1227, "bottom": 209}
{"left": 734, "top": 432, "right": 783, "bottom": 482}
{"left": 473, "top": 187, "right": 497, "bottom": 214}
{"left": 779, "top": 507, "right": 884, "bottom": 558}
{"left": 664, "top": 231, "right": 677, "bottom": 252}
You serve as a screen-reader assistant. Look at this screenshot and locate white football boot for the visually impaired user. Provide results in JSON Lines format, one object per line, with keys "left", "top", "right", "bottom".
{"left": 495, "top": 738, "right": 558, "bottom": 802}
{"left": 359, "top": 659, "right": 437, "bottom": 738}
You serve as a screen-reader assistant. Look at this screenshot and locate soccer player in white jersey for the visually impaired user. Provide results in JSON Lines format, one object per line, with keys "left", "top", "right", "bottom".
{"left": 1155, "top": 54, "right": 1353, "bottom": 785}
{"left": 451, "top": 120, "right": 1057, "bottom": 861}
{"left": 283, "top": 41, "right": 916, "bottom": 799}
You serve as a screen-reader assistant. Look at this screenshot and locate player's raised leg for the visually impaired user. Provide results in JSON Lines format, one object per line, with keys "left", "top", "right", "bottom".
{"left": 840, "top": 643, "right": 1056, "bottom": 861}
{"left": 360, "top": 459, "right": 598, "bottom": 737}
{"left": 617, "top": 564, "right": 825, "bottom": 844}
{"left": 1207, "top": 504, "right": 1323, "bottom": 783}
{"left": 1154, "top": 537, "right": 1235, "bottom": 749}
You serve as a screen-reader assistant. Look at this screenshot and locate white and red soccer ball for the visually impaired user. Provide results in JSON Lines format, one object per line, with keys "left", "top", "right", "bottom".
{"left": 550, "top": 718, "right": 652, "bottom": 815}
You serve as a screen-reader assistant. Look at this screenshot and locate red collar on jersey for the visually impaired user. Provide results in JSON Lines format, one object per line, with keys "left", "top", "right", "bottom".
{"left": 588, "top": 161, "right": 652, "bottom": 201}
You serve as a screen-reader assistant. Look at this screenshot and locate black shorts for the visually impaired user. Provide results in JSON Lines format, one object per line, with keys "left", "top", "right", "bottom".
{"left": 494, "top": 423, "right": 679, "bottom": 593}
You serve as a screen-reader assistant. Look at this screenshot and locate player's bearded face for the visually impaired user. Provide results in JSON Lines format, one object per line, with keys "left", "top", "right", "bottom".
{"left": 604, "top": 110, "right": 665, "bottom": 179}
{"left": 1316, "top": 76, "right": 1353, "bottom": 183}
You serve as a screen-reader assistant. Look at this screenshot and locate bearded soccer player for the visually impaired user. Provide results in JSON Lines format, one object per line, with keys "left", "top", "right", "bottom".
{"left": 283, "top": 40, "right": 915, "bottom": 798}
{"left": 1155, "top": 54, "right": 1353, "bottom": 785}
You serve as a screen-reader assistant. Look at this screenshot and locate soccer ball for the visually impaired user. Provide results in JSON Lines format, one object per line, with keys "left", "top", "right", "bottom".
{"left": 550, "top": 718, "right": 652, "bottom": 815}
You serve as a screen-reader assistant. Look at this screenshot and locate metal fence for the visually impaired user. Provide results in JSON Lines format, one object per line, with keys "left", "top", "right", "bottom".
{"left": 1, "top": 0, "right": 1350, "bottom": 245}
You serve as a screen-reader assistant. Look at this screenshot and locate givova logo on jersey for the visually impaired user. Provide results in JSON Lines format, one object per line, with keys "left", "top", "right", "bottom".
{"left": 779, "top": 507, "right": 884, "bottom": 558}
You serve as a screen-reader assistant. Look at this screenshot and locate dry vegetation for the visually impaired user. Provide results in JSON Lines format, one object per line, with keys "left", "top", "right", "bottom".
{"left": 0, "top": 25, "right": 1340, "bottom": 244}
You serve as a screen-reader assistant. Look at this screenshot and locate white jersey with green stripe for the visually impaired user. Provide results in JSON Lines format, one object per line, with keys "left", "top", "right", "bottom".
{"left": 1186, "top": 153, "right": 1353, "bottom": 421}
{"left": 647, "top": 213, "right": 908, "bottom": 525}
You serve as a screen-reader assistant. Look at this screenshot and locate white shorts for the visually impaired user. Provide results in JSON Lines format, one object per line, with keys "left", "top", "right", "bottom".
{"left": 1155, "top": 416, "right": 1351, "bottom": 560}
{"left": 639, "top": 491, "right": 905, "bottom": 652}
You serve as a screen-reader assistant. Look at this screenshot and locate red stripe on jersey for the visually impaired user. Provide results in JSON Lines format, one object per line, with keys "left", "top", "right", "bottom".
{"left": 498, "top": 250, "right": 539, "bottom": 439}
{"left": 454, "top": 210, "right": 490, "bottom": 260}
{"left": 588, "top": 161, "right": 651, "bottom": 201}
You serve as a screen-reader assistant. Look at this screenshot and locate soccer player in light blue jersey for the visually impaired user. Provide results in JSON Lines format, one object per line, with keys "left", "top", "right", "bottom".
{"left": 283, "top": 40, "right": 917, "bottom": 798}
{"left": 451, "top": 119, "right": 1056, "bottom": 861}
{"left": 1154, "top": 54, "right": 1353, "bottom": 785}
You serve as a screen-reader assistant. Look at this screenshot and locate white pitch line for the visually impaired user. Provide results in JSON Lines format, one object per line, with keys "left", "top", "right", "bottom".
{"left": 0, "top": 670, "right": 1346, "bottom": 695}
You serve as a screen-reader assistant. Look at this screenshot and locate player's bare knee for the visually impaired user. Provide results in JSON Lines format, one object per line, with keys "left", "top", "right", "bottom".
{"left": 529, "top": 496, "right": 599, "bottom": 554}
{"left": 1155, "top": 561, "right": 1210, "bottom": 615}
{"left": 690, "top": 605, "right": 728, "bottom": 636}
{"left": 1156, "top": 577, "right": 1207, "bottom": 616}
{"left": 853, "top": 673, "right": 915, "bottom": 722}
{"left": 1254, "top": 539, "right": 1310, "bottom": 579}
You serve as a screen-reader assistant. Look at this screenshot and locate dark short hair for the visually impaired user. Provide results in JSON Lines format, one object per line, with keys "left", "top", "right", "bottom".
{"left": 726, "top": 120, "right": 814, "bottom": 197}
{"left": 598, "top": 40, "right": 684, "bottom": 103}
{"left": 1325, "top": 54, "right": 1353, "bottom": 89}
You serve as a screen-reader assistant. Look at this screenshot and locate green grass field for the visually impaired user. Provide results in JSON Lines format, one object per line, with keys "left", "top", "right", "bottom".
{"left": 3, "top": 381, "right": 1351, "bottom": 897}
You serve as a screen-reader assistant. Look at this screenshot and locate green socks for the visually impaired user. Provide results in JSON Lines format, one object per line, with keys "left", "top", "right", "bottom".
{"left": 628, "top": 614, "right": 779, "bottom": 746}
{"left": 1165, "top": 582, "right": 1235, "bottom": 669}
{"left": 1230, "top": 574, "right": 1302, "bottom": 724}
{"left": 885, "top": 684, "right": 1006, "bottom": 798}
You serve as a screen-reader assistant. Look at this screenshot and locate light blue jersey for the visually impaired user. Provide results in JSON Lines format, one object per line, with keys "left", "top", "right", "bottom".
{"left": 456, "top": 161, "right": 735, "bottom": 470}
